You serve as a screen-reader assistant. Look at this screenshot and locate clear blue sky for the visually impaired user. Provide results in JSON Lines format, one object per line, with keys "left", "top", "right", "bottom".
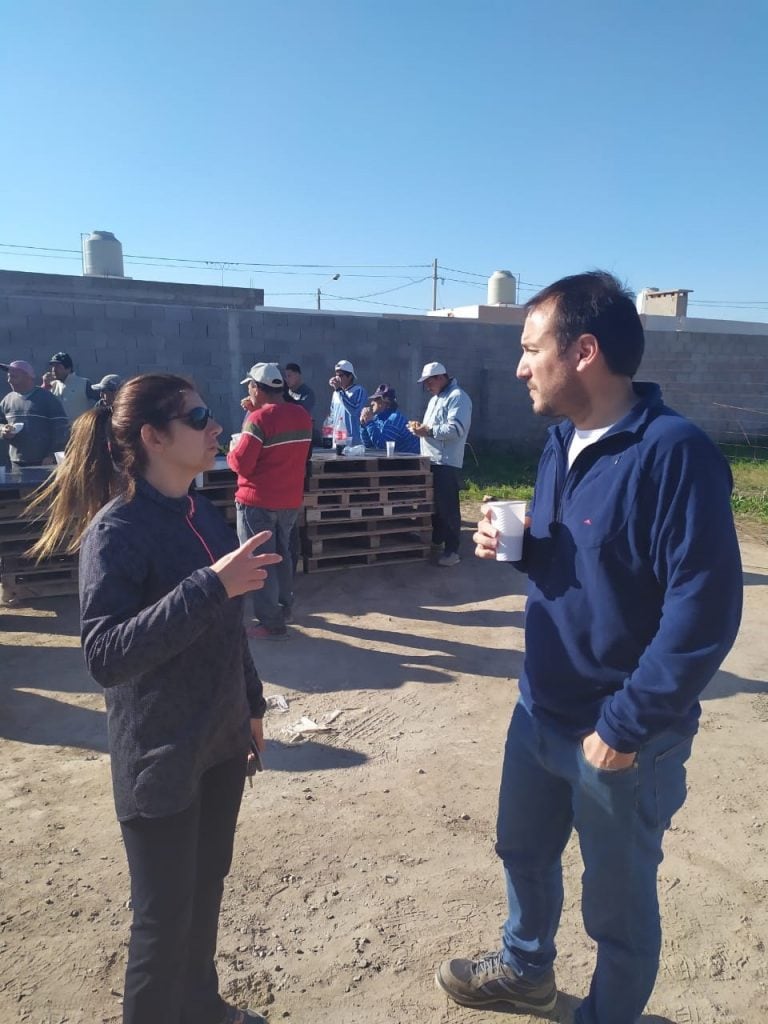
{"left": 2, "top": 0, "right": 767, "bottom": 319}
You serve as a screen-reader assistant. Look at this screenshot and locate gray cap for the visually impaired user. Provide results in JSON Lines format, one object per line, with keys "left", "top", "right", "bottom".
{"left": 92, "top": 374, "right": 122, "bottom": 392}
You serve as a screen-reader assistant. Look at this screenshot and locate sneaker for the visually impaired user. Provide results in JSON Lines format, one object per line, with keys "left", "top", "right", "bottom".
{"left": 437, "top": 551, "right": 461, "bottom": 567}
{"left": 246, "top": 624, "right": 289, "bottom": 641}
{"left": 435, "top": 951, "right": 556, "bottom": 1013}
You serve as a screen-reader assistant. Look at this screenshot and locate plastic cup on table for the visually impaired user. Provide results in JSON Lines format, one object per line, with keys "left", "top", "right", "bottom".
{"left": 385, "top": 441, "right": 395, "bottom": 458}
{"left": 486, "top": 500, "right": 527, "bottom": 561}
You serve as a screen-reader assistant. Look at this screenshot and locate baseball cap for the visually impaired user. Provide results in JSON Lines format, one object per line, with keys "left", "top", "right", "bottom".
{"left": 91, "top": 374, "right": 122, "bottom": 392}
{"left": 418, "top": 361, "right": 447, "bottom": 382}
{"left": 1, "top": 359, "right": 36, "bottom": 376}
{"left": 49, "top": 352, "right": 74, "bottom": 369}
{"left": 334, "top": 359, "right": 355, "bottom": 376}
{"left": 240, "top": 362, "right": 284, "bottom": 387}
{"left": 371, "top": 383, "right": 396, "bottom": 402}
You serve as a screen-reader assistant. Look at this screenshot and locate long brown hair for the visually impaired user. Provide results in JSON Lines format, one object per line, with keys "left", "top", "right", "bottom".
{"left": 27, "top": 373, "right": 193, "bottom": 561}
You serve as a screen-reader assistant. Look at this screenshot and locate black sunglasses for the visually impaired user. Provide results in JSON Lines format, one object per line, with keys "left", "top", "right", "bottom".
{"left": 168, "top": 406, "right": 214, "bottom": 431}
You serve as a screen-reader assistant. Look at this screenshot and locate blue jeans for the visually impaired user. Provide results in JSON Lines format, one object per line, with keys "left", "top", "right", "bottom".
{"left": 235, "top": 504, "right": 298, "bottom": 629}
{"left": 496, "top": 700, "right": 692, "bottom": 1024}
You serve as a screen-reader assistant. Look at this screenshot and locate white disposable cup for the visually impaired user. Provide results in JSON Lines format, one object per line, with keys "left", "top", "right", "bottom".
{"left": 487, "top": 500, "right": 527, "bottom": 561}
{"left": 54, "top": 451, "right": 66, "bottom": 465}
{"left": 229, "top": 433, "right": 242, "bottom": 451}
{"left": 11, "top": 422, "right": 24, "bottom": 435}
{"left": 385, "top": 441, "right": 395, "bottom": 457}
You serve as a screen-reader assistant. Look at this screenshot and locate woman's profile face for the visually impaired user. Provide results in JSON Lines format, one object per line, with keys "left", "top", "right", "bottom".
{"left": 154, "top": 390, "right": 223, "bottom": 476}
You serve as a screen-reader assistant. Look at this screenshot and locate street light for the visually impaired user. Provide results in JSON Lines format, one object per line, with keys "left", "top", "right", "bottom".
{"left": 316, "top": 273, "right": 341, "bottom": 310}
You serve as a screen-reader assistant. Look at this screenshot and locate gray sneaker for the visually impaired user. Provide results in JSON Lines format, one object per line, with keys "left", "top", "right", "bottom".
{"left": 435, "top": 951, "right": 556, "bottom": 1013}
{"left": 437, "top": 551, "right": 461, "bottom": 567}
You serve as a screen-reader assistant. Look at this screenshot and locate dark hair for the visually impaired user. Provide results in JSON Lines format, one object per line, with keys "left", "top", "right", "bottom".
{"left": 256, "top": 382, "right": 284, "bottom": 396}
{"left": 285, "top": 362, "right": 301, "bottom": 374}
{"left": 525, "top": 271, "right": 644, "bottom": 377}
{"left": 26, "top": 373, "right": 193, "bottom": 560}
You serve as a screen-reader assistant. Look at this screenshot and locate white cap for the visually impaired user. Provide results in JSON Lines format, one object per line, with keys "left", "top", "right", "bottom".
{"left": 240, "top": 362, "right": 284, "bottom": 387}
{"left": 418, "top": 361, "right": 447, "bottom": 382}
{"left": 334, "top": 359, "right": 355, "bottom": 376}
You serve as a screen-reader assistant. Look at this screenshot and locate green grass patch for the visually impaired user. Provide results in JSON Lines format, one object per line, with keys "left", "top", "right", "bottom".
{"left": 729, "top": 458, "right": 768, "bottom": 524}
{"left": 461, "top": 448, "right": 768, "bottom": 524}
{"left": 461, "top": 449, "right": 537, "bottom": 502}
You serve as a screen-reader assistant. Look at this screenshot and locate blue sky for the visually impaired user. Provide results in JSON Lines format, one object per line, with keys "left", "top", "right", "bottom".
{"left": 2, "top": 0, "right": 767, "bottom": 319}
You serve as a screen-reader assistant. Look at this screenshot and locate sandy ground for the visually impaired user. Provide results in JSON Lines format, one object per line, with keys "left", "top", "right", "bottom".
{"left": 1, "top": 510, "right": 767, "bottom": 1024}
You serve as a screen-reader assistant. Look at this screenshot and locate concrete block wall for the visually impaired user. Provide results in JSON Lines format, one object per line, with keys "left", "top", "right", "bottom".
{"left": 1, "top": 290, "right": 766, "bottom": 454}
{"left": 641, "top": 330, "right": 768, "bottom": 445}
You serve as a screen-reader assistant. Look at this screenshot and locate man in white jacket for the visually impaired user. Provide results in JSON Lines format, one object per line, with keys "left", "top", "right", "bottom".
{"left": 409, "top": 361, "right": 472, "bottom": 567}
{"left": 44, "top": 351, "right": 97, "bottom": 422}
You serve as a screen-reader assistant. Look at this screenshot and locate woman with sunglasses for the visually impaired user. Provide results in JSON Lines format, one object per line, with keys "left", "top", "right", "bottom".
{"left": 29, "top": 374, "right": 277, "bottom": 1024}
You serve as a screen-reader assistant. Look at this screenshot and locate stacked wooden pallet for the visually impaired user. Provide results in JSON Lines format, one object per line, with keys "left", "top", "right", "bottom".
{"left": 301, "top": 452, "right": 433, "bottom": 573}
{"left": 0, "top": 469, "right": 78, "bottom": 604}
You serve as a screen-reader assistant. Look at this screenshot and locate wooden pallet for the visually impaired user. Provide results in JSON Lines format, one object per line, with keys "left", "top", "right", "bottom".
{"left": 304, "top": 514, "right": 432, "bottom": 543}
{"left": 0, "top": 496, "right": 31, "bottom": 521}
{"left": 304, "top": 543, "right": 430, "bottom": 573}
{"left": 303, "top": 484, "right": 432, "bottom": 508}
{"left": 305, "top": 470, "right": 431, "bottom": 493}
{"left": 304, "top": 499, "right": 433, "bottom": 524}
{"left": 306, "top": 454, "right": 429, "bottom": 477}
{"left": 302, "top": 528, "right": 431, "bottom": 558}
{"left": 1, "top": 560, "right": 79, "bottom": 602}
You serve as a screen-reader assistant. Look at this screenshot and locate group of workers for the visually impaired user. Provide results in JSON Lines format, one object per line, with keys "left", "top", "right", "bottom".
{"left": 0, "top": 351, "right": 121, "bottom": 468}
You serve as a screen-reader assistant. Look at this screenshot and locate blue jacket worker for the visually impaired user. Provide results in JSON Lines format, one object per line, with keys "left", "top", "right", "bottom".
{"left": 435, "top": 272, "right": 743, "bottom": 1024}
{"left": 328, "top": 359, "right": 368, "bottom": 446}
{"left": 408, "top": 361, "right": 472, "bottom": 567}
{"left": 359, "top": 384, "right": 419, "bottom": 453}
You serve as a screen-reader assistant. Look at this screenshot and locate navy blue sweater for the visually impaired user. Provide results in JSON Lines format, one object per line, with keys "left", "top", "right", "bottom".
{"left": 79, "top": 477, "right": 264, "bottom": 820}
{"left": 517, "top": 383, "right": 742, "bottom": 752}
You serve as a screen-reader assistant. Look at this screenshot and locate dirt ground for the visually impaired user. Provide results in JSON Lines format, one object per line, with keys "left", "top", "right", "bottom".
{"left": 1, "top": 510, "right": 767, "bottom": 1024}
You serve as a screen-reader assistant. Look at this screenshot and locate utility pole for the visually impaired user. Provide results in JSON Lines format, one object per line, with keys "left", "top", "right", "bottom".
{"left": 432, "top": 258, "right": 438, "bottom": 311}
{"left": 316, "top": 287, "right": 321, "bottom": 310}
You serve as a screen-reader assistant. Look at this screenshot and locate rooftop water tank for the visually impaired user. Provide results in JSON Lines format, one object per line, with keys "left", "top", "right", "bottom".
{"left": 487, "top": 269, "right": 517, "bottom": 305}
{"left": 83, "top": 230, "right": 124, "bottom": 277}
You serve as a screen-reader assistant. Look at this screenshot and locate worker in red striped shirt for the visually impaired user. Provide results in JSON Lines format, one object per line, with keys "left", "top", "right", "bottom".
{"left": 228, "top": 362, "right": 312, "bottom": 640}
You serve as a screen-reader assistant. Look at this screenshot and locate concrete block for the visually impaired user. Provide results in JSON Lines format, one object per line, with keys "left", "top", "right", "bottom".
{"left": 179, "top": 321, "right": 210, "bottom": 340}
{"left": 105, "top": 303, "right": 137, "bottom": 320}
{"left": 37, "top": 299, "right": 75, "bottom": 317}
{"left": 72, "top": 300, "right": 107, "bottom": 319}
{"left": 7, "top": 298, "right": 41, "bottom": 316}
{"left": 164, "top": 306, "right": 193, "bottom": 322}
{"left": 182, "top": 350, "right": 213, "bottom": 367}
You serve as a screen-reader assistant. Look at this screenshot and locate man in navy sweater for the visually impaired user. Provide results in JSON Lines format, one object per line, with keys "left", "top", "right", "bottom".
{"left": 435, "top": 272, "right": 743, "bottom": 1024}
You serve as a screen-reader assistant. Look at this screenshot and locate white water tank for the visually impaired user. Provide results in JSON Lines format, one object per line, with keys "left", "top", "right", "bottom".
{"left": 487, "top": 269, "right": 517, "bottom": 305}
{"left": 83, "top": 230, "right": 125, "bottom": 277}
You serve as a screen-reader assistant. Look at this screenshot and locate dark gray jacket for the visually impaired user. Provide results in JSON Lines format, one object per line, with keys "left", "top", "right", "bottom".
{"left": 79, "top": 477, "right": 264, "bottom": 821}
{"left": 0, "top": 387, "right": 69, "bottom": 465}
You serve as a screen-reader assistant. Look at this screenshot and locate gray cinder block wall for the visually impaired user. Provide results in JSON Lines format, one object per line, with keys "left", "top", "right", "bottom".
{"left": 1, "top": 277, "right": 766, "bottom": 453}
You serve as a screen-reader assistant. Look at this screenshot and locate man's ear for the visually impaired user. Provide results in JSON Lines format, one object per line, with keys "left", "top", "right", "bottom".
{"left": 574, "top": 333, "right": 600, "bottom": 372}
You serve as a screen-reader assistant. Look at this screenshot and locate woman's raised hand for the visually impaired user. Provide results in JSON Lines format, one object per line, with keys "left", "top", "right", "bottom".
{"left": 211, "top": 531, "right": 282, "bottom": 598}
